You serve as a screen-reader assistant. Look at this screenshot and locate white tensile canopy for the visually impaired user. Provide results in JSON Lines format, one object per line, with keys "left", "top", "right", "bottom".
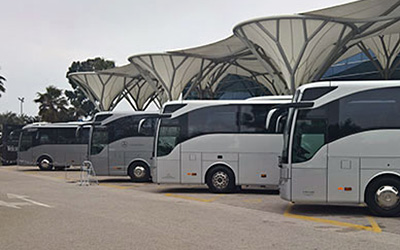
{"left": 233, "top": 0, "right": 400, "bottom": 94}
{"left": 169, "top": 36, "right": 283, "bottom": 96}
{"left": 128, "top": 53, "right": 215, "bottom": 102}
{"left": 69, "top": 0, "right": 400, "bottom": 111}
{"left": 233, "top": 15, "right": 356, "bottom": 94}
{"left": 308, "top": 0, "right": 400, "bottom": 79}
{"left": 68, "top": 64, "right": 161, "bottom": 111}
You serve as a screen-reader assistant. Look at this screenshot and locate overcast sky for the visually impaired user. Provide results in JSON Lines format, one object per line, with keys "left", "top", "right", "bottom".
{"left": 0, "top": 0, "right": 355, "bottom": 116}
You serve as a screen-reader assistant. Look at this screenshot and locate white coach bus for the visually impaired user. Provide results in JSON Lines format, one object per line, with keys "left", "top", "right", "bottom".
{"left": 152, "top": 97, "right": 292, "bottom": 193}
{"left": 18, "top": 122, "right": 89, "bottom": 170}
{"left": 84, "top": 111, "right": 158, "bottom": 181}
{"left": 280, "top": 81, "right": 400, "bottom": 216}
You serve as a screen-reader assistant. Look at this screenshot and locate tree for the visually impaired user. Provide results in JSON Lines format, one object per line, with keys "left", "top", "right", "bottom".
{"left": 0, "top": 111, "right": 39, "bottom": 125}
{"left": 66, "top": 57, "right": 115, "bottom": 119}
{"left": 34, "top": 86, "right": 72, "bottom": 122}
{"left": 0, "top": 75, "right": 6, "bottom": 97}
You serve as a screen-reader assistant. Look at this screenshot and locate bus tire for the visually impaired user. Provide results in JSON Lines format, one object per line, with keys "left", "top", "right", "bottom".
{"left": 37, "top": 156, "right": 53, "bottom": 171}
{"left": 128, "top": 162, "right": 150, "bottom": 182}
{"left": 206, "top": 166, "right": 236, "bottom": 193}
{"left": 365, "top": 176, "right": 400, "bottom": 217}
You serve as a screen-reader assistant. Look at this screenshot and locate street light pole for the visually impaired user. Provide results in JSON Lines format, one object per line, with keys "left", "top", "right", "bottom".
{"left": 17, "top": 97, "right": 24, "bottom": 115}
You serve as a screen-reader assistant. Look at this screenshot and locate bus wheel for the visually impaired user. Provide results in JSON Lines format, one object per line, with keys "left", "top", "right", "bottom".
{"left": 206, "top": 166, "right": 236, "bottom": 193}
{"left": 38, "top": 156, "right": 53, "bottom": 171}
{"left": 366, "top": 176, "right": 400, "bottom": 217}
{"left": 128, "top": 162, "right": 150, "bottom": 182}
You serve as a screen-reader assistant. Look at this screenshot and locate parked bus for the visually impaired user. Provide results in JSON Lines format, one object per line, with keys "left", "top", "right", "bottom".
{"left": 280, "top": 81, "right": 400, "bottom": 216}
{"left": 1, "top": 124, "right": 23, "bottom": 165}
{"left": 152, "top": 97, "right": 292, "bottom": 193}
{"left": 85, "top": 111, "right": 158, "bottom": 182}
{"left": 18, "top": 122, "right": 89, "bottom": 170}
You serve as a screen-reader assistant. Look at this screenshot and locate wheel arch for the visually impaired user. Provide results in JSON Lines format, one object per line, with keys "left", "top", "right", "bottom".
{"left": 364, "top": 171, "right": 400, "bottom": 202}
{"left": 36, "top": 154, "right": 53, "bottom": 165}
{"left": 204, "top": 162, "right": 237, "bottom": 185}
{"left": 127, "top": 158, "right": 151, "bottom": 174}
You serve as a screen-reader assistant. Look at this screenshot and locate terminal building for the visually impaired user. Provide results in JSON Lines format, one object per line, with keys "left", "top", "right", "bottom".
{"left": 68, "top": 0, "right": 400, "bottom": 112}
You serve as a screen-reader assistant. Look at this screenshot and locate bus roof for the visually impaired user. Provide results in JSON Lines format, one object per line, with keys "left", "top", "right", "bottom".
{"left": 163, "top": 98, "right": 292, "bottom": 118}
{"left": 94, "top": 111, "right": 160, "bottom": 125}
{"left": 22, "top": 121, "right": 89, "bottom": 130}
{"left": 296, "top": 80, "right": 400, "bottom": 109}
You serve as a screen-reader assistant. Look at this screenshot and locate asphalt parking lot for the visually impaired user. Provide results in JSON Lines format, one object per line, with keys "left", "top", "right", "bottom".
{"left": 4, "top": 165, "right": 398, "bottom": 235}
{"left": 2, "top": 165, "right": 400, "bottom": 249}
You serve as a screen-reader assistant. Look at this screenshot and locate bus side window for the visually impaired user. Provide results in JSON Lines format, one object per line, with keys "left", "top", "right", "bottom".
{"left": 239, "top": 105, "right": 270, "bottom": 133}
{"left": 138, "top": 118, "right": 156, "bottom": 136}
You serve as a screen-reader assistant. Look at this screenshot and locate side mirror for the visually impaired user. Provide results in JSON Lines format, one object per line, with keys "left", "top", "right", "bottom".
{"left": 265, "top": 108, "right": 278, "bottom": 131}
{"left": 75, "top": 126, "right": 82, "bottom": 138}
{"left": 138, "top": 118, "right": 147, "bottom": 135}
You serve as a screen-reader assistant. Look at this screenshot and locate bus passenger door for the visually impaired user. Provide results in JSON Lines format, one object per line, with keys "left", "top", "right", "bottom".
{"left": 156, "top": 145, "right": 181, "bottom": 183}
{"left": 89, "top": 126, "right": 109, "bottom": 175}
{"left": 108, "top": 139, "right": 125, "bottom": 176}
{"left": 291, "top": 117, "right": 328, "bottom": 202}
{"left": 18, "top": 130, "right": 35, "bottom": 165}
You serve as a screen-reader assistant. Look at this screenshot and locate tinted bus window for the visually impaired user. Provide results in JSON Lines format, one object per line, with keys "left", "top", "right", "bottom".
{"left": 239, "top": 104, "right": 272, "bottom": 133}
{"left": 157, "top": 115, "right": 187, "bottom": 157}
{"left": 57, "top": 128, "right": 77, "bottom": 144}
{"left": 187, "top": 105, "right": 239, "bottom": 139}
{"left": 37, "top": 129, "right": 57, "bottom": 145}
{"left": 138, "top": 117, "right": 157, "bottom": 137}
{"left": 19, "top": 131, "right": 34, "bottom": 152}
{"left": 108, "top": 116, "right": 145, "bottom": 143}
{"left": 292, "top": 106, "right": 328, "bottom": 163}
{"left": 328, "top": 87, "right": 400, "bottom": 142}
{"left": 80, "top": 128, "right": 90, "bottom": 144}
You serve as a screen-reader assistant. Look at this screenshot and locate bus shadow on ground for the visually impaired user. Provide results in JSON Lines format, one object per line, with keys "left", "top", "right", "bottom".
{"left": 289, "top": 204, "right": 370, "bottom": 217}
{"left": 97, "top": 178, "right": 138, "bottom": 183}
{"left": 157, "top": 186, "right": 279, "bottom": 195}
{"left": 16, "top": 167, "right": 82, "bottom": 172}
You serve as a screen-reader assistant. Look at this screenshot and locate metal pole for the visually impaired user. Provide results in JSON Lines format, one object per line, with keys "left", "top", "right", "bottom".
{"left": 17, "top": 97, "right": 24, "bottom": 115}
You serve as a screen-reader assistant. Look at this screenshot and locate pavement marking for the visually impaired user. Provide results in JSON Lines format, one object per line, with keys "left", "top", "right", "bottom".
{"left": 284, "top": 204, "right": 381, "bottom": 233}
{"left": 4, "top": 193, "right": 52, "bottom": 208}
{"left": 0, "top": 200, "right": 29, "bottom": 209}
{"left": 165, "top": 193, "right": 218, "bottom": 203}
{"left": 366, "top": 216, "right": 382, "bottom": 233}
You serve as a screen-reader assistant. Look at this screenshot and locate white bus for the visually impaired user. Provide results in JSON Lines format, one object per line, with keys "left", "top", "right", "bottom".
{"left": 18, "top": 122, "right": 89, "bottom": 170}
{"left": 280, "top": 81, "right": 400, "bottom": 216}
{"left": 85, "top": 111, "right": 158, "bottom": 181}
{"left": 152, "top": 97, "right": 292, "bottom": 193}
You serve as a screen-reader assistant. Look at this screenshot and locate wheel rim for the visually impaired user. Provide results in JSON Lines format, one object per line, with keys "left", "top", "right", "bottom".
{"left": 133, "top": 166, "right": 146, "bottom": 179}
{"left": 375, "top": 185, "right": 400, "bottom": 210}
{"left": 40, "top": 159, "right": 51, "bottom": 169}
{"left": 212, "top": 171, "right": 229, "bottom": 190}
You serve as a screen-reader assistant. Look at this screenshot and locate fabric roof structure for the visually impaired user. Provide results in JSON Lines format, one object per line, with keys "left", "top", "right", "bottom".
{"left": 308, "top": 0, "right": 400, "bottom": 79}
{"left": 128, "top": 53, "right": 215, "bottom": 102}
{"left": 68, "top": 64, "right": 161, "bottom": 111}
{"left": 233, "top": 0, "right": 400, "bottom": 94}
{"left": 169, "top": 36, "right": 284, "bottom": 96}
{"left": 233, "top": 15, "right": 357, "bottom": 94}
{"left": 69, "top": 0, "right": 400, "bottom": 112}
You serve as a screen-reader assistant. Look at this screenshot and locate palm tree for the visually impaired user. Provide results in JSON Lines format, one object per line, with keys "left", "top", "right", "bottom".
{"left": 34, "top": 86, "right": 72, "bottom": 122}
{"left": 0, "top": 75, "right": 6, "bottom": 97}
{"left": 0, "top": 111, "right": 20, "bottom": 125}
